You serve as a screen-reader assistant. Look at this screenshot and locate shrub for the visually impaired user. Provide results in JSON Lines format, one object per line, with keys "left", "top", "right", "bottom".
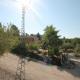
{"left": 11, "top": 43, "right": 28, "bottom": 57}
{"left": 48, "top": 47, "right": 60, "bottom": 56}
{"left": 28, "top": 44, "right": 38, "bottom": 50}
{"left": 74, "top": 44, "right": 80, "bottom": 57}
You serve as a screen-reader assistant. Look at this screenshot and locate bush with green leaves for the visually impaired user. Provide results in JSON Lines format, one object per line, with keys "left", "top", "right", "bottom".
{"left": 75, "top": 44, "right": 80, "bottom": 57}
{"left": 0, "top": 24, "right": 6, "bottom": 55}
{"left": 42, "top": 25, "right": 62, "bottom": 56}
{"left": 0, "top": 23, "right": 20, "bottom": 55}
{"left": 27, "top": 43, "right": 38, "bottom": 51}
{"left": 48, "top": 47, "right": 60, "bottom": 56}
{"left": 11, "top": 43, "right": 28, "bottom": 57}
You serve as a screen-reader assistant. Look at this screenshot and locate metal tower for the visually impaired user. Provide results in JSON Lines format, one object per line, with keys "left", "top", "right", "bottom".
{"left": 15, "top": 6, "right": 26, "bottom": 80}
{"left": 21, "top": 6, "right": 25, "bottom": 39}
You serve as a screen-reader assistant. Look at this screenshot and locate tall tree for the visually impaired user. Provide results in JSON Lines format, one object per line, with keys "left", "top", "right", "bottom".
{"left": 10, "top": 24, "right": 19, "bottom": 36}
{"left": 36, "top": 32, "right": 41, "bottom": 40}
{"left": 42, "top": 25, "right": 62, "bottom": 56}
{"left": 0, "top": 22, "right": 2, "bottom": 28}
{"left": 75, "top": 44, "right": 80, "bottom": 56}
{"left": 5, "top": 24, "right": 20, "bottom": 51}
{"left": 0, "top": 23, "right": 7, "bottom": 55}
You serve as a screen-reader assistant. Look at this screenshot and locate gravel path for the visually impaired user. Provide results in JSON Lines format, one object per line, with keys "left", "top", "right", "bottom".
{"left": 0, "top": 53, "right": 80, "bottom": 80}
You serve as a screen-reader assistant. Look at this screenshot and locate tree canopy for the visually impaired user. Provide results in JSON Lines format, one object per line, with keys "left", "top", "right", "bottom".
{"left": 0, "top": 22, "right": 80, "bottom": 58}
{"left": 42, "top": 25, "right": 62, "bottom": 56}
{"left": 0, "top": 23, "right": 20, "bottom": 55}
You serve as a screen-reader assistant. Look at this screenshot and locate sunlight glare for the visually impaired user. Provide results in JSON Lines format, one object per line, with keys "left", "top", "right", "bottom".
{"left": 15, "top": 0, "right": 42, "bottom": 22}
{"left": 16, "top": 0, "right": 34, "bottom": 10}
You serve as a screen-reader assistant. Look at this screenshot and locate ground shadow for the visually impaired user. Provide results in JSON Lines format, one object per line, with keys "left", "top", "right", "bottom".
{"left": 27, "top": 53, "right": 80, "bottom": 78}
{"left": 11, "top": 45, "right": 80, "bottom": 79}
{"left": 57, "top": 61, "right": 80, "bottom": 78}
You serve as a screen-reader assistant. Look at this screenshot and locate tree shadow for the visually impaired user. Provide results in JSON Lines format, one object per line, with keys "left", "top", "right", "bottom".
{"left": 28, "top": 53, "right": 80, "bottom": 79}
{"left": 11, "top": 45, "right": 80, "bottom": 79}
{"left": 57, "top": 61, "right": 80, "bottom": 78}
{"left": 27, "top": 52, "right": 43, "bottom": 62}
{"left": 11, "top": 44, "right": 28, "bottom": 58}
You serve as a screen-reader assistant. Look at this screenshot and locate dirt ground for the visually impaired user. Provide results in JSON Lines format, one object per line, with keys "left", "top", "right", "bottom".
{"left": 0, "top": 53, "right": 80, "bottom": 80}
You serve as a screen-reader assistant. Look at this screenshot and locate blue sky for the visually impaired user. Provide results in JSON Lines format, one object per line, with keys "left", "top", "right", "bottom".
{"left": 0, "top": 0, "right": 80, "bottom": 38}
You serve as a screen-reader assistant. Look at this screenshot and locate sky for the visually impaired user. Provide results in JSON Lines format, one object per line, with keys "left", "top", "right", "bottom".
{"left": 0, "top": 0, "right": 80, "bottom": 38}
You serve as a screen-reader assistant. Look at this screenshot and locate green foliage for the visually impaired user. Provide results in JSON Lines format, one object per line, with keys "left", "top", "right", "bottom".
{"left": 0, "top": 21, "right": 80, "bottom": 58}
{"left": 0, "top": 23, "right": 6, "bottom": 54}
{"left": 74, "top": 44, "right": 80, "bottom": 57}
{"left": 42, "top": 25, "right": 62, "bottom": 56}
{"left": 27, "top": 43, "right": 38, "bottom": 50}
{"left": 41, "top": 41, "right": 48, "bottom": 49}
{"left": 0, "top": 43, "right": 5, "bottom": 55}
{"left": 0, "top": 23, "right": 2, "bottom": 28}
{"left": 61, "top": 43, "right": 74, "bottom": 52}
{"left": 11, "top": 43, "right": 28, "bottom": 57}
{"left": 36, "top": 32, "right": 41, "bottom": 40}
{"left": 71, "top": 38, "right": 80, "bottom": 47}
{"left": 10, "top": 24, "right": 19, "bottom": 36}
{"left": 48, "top": 47, "right": 60, "bottom": 56}
{"left": 5, "top": 24, "right": 20, "bottom": 51}
{"left": 61, "top": 37, "right": 80, "bottom": 53}
{"left": 43, "top": 25, "right": 61, "bottom": 47}
{"left": 0, "top": 23, "right": 20, "bottom": 55}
